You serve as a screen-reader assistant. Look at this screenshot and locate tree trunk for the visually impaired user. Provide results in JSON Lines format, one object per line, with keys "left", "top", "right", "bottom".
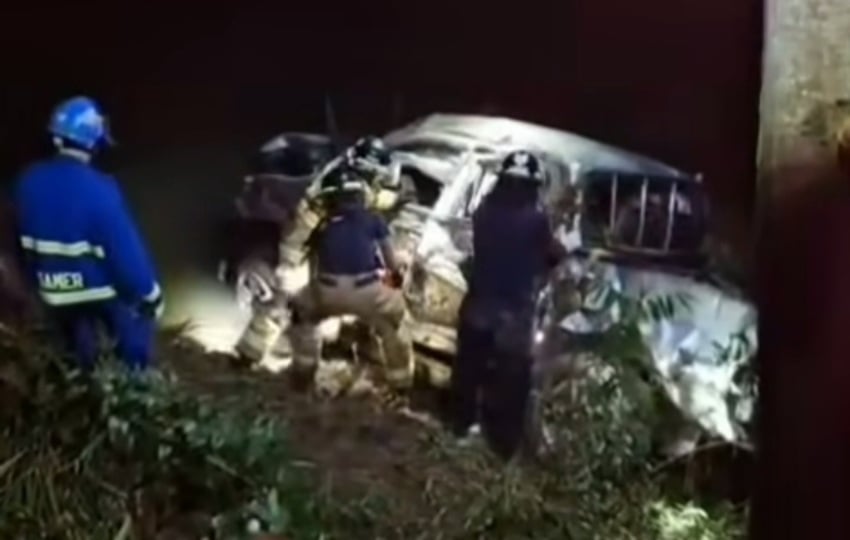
{"left": 754, "top": 0, "right": 850, "bottom": 538}
{"left": 758, "top": 0, "right": 850, "bottom": 203}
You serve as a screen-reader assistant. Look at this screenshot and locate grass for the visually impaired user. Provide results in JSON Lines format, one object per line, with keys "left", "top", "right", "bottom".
{"left": 0, "top": 327, "right": 356, "bottom": 539}
{"left": 0, "top": 320, "right": 749, "bottom": 539}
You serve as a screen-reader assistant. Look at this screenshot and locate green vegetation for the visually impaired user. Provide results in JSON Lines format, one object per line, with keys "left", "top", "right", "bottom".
{"left": 0, "top": 330, "right": 357, "bottom": 539}
{"left": 0, "top": 287, "right": 749, "bottom": 540}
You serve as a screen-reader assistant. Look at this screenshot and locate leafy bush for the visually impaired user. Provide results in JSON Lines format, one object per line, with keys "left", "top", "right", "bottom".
{"left": 0, "top": 331, "right": 355, "bottom": 539}
{"left": 396, "top": 356, "right": 746, "bottom": 540}
{"left": 522, "top": 281, "right": 749, "bottom": 539}
{"left": 346, "top": 282, "right": 749, "bottom": 539}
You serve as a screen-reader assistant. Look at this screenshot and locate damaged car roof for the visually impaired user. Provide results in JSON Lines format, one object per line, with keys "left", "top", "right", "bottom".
{"left": 384, "top": 114, "right": 694, "bottom": 180}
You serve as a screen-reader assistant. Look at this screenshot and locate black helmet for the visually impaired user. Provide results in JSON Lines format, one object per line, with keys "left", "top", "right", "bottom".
{"left": 344, "top": 136, "right": 392, "bottom": 176}
{"left": 317, "top": 164, "right": 367, "bottom": 199}
{"left": 498, "top": 151, "right": 546, "bottom": 183}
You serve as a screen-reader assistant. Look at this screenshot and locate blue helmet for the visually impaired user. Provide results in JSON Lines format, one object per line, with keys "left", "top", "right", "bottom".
{"left": 47, "top": 96, "right": 114, "bottom": 151}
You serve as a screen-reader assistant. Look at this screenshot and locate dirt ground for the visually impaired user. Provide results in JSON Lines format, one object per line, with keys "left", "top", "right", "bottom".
{"left": 159, "top": 331, "right": 752, "bottom": 539}
{"left": 161, "top": 338, "right": 513, "bottom": 536}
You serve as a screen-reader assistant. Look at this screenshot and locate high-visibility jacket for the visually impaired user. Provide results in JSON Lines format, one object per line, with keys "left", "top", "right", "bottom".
{"left": 13, "top": 155, "right": 161, "bottom": 307}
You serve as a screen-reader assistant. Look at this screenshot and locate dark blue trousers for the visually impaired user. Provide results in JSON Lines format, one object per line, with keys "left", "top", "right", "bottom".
{"left": 451, "top": 294, "right": 534, "bottom": 460}
{"left": 50, "top": 300, "right": 154, "bottom": 371}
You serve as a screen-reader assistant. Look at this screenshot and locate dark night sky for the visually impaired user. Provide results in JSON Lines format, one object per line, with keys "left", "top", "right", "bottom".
{"left": 0, "top": 1, "right": 762, "bottom": 258}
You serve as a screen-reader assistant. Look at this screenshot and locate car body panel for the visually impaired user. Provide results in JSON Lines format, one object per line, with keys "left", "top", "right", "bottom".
{"left": 384, "top": 114, "right": 693, "bottom": 179}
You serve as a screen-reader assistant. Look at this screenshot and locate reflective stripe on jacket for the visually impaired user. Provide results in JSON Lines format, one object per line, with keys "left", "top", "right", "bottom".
{"left": 14, "top": 155, "right": 161, "bottom": 306}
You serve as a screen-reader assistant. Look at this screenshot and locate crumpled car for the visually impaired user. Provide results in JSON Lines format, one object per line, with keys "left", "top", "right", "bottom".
{"left": 217, "top": 114, "right": 757, "bottom": 447}
{"left": 383, "top": 114, "right": 707, "bottom": 352}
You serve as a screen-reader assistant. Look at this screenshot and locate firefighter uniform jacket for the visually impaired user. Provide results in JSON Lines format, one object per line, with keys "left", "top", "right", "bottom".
{"left": 13, "top": 155, "right": 161, "bottom": 307}
{"left": 278, "top": 160, "right": 404, "bottom": 267}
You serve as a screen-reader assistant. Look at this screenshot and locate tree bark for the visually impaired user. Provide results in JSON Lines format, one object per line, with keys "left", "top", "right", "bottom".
{"left": 758, "top": 0, "right": 850, "bottom": 206}
{"left": 754, "top": 0, "right": 850, "bottom": 538}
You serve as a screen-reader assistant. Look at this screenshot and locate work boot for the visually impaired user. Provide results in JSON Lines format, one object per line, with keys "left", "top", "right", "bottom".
{"left": 384, "top": 362, "right": 415, "bottom": 393}
{"left": 287, "top": 365, "right": 317, "bottom": 393}
{"left": 263, "top": 338, "right": 293, "bottom": 373}
{"left": 229, "top": 352, "right": 257, "bottom": 371}
{"left": 232, "top": 339, "right": 264, "bottom": 370}
{"left": 455, "top": 424, "right": 484, "bottom": 449}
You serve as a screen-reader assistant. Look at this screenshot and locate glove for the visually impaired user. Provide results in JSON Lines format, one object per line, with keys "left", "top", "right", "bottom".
{"left": 385, "top": 268, "right": 404, "bottom": 289}
{"left": 139, "top": 293, "right": 165, "bottom": 320}
{"left": 374, "top": 188, "right": 400, "bottom": 211}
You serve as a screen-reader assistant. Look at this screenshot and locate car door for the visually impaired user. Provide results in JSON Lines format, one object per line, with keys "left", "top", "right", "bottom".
{"left": 402, "top": 156, "right": 484, "bottom": 329}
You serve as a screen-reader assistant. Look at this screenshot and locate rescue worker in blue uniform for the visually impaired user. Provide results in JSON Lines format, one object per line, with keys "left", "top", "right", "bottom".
{"left": 285, "top": 163, "right": 414, "bottom": 391}
{"left": 450, "top": 151, "right": 566, "bottom": 460}
{"left": 13, "top": 96, "right": 164, "bottom": 370}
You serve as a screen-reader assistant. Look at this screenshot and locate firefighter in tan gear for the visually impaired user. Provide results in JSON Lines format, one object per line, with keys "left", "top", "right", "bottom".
{"left": 284, "top": 164, "right": 414, "bottom": 390}
{"left": 234, "top": 136, "right": 409, "bottom": 366}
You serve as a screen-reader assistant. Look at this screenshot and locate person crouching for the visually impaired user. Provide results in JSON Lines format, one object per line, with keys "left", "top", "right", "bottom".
{"left": 284, "top": 164, "right": 415, "bottom": 392}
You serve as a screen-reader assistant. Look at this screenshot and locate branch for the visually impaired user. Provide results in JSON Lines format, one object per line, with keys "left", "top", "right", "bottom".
{"left": 650, "top": 439, "right": 754, "bottom": 476}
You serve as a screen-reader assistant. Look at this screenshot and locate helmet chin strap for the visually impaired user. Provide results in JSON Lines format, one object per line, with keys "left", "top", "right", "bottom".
{"left": 54, "top": 137, "right": 92, "bottom": 163}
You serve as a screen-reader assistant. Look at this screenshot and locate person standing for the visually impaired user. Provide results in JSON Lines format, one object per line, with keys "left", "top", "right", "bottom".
{"left": 14, "top": 96, "right": 164, "bottom": 370}
{"left": 451, "top": 150, "right": 566, "bottom": 459}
